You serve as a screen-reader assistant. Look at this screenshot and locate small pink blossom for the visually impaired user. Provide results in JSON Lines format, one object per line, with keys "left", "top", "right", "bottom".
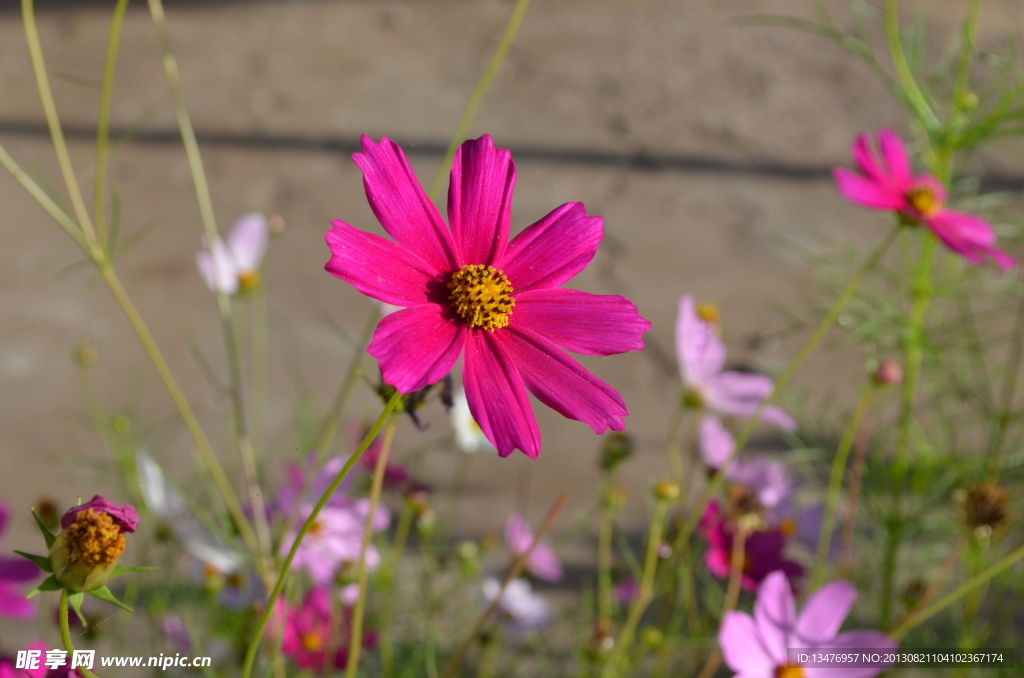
{"left": 676, "top": 297, "right": 796, "bottom": 430}
{"left": 719, "top": 570, "right": 896, "bottom": 677}
{"left": 325, "top": 135, "right": 651, "bottom": 458}
{"left": 273, "top": 588, "right": 376, "bottom": 671}
{"left": 699, "top": 501, "right": 803, "bottom": 593}
{"left": 196, "top": 213, "right": 270, "bottom": 295}
{"left": 834, "top": 129, "right": 1014, "bottom": 269}
{"left": 505, "top": 513, "right": 563, "bottom": 583}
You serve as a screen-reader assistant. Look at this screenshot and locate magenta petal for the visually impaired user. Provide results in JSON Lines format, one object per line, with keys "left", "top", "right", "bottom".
{"left": 927, "top": 210, "right": 1016, "bottom": 270}
{"left": 754, "top": 571, "right": 796, "bottom": 665}
{"left": 353, "top": 135, "right": 458, "bottom": 273}
{"left": 719, "top": 611, "right": 775, "bottom": 676}
{"left": 805, "top": 632, "right": 897, "bottom": 678}
{"left": 448, "top": 135, "right": 515, "bottom": 266}
{"left": 0, "top": 557, "right": 38, "bottom": 582}
{"left": 0, "top": 585, "right": 36, "bottom": 619}
{"left": 61, "top": 495, "right": 140, "bottom": 533}
{"left": 498, "top": 202, "right": 603, "bottom": 292}
{"left": 794, "top": 580, "right": 856, "bottom": 645}
{"left": 676, "top": 296, "right": 726, "bottom": 387}
{"left": 833, "top": 168, "right": 905, "bottom": 210}
{"left": 850, "top": 133, "right": 884, "bottom": 181}
{"left": 325, "top": 221, "right": 441, "bottom": 306}
{"left": 463, "top": 331, "right": 541, "bottom": 458}
{"left": 877, "top": 129, "right": 911, "bottom": 184}
{"left": 368, "top": 304, "right": 465, "bottom": 394}
{"left": 503, "top": 327, "right": 628, "bottom": 435}
{"left": 512, "top": 288, "right": 650, "bottom": 356}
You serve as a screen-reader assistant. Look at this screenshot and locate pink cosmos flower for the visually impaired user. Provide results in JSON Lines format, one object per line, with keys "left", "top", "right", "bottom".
{"left": 719, "top": 570, "right": 896, "bottom": 677}
{"left": 834, "top": 129, "right": 1014, "bottom": 269}
{"left": 325, "top": 135, "right": 651, "bottom": 458}
{"left": 0, "top": 504, "right": 39, "bottom": 619}
{"left": 505, "top": 513, "right": 563, "bottom": 583}
{"left": 676, "top": 297, "right": 796, "bottom": 431}
{"left": 60, "top": 495, "right": 139, "bottom": 534}
{"left": 196, "top": 213, "right": 270, "bottom": 295}
{"left": 281, "top": 502, "right": 388, "bottom": 588}
{"left": 699, "top": 501, "right": 803, "bottom": 593}
{"left": 273, "top": 588, "right": 376, "bottom": 671}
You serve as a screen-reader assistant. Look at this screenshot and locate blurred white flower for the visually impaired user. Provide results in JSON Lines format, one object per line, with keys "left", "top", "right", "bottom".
{"left": 195, "top": 213, "right": 269, "bottom": 295}
{"left": 481, "top": 577, "right": 551, "bottom": 631}
{"left": 452, "top": 389, "right": 494, "bottom": 453}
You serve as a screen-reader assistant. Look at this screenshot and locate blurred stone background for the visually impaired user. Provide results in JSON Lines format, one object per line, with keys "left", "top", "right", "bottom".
{"left": 0, "top": 0, "right": 1021, "bottom": 646}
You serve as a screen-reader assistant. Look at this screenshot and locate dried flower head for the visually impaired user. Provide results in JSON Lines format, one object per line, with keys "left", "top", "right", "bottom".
{"left": 963, "top": 480, "right": 1011, "bottom": 537}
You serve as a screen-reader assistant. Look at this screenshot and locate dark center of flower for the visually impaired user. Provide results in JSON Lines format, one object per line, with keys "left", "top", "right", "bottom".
{"left": 447, "top": 264, "right": 515, "bottom": 331}
{"left": 728, "top": 484, "right": 763, "bottom": 520}
{"left": 309, "top": 520, "right": 323, "bottom": 537}
{"left": 775, "top": 664, "right": 805, "bottom": 678}
{"left": 696, "top": 302, "right": 720, "bottom": 324}
{"left": 65, "top": 508, "right": 126, "bottom": 566}
{"left": 905, "top": 185, "right": 941, "bottom": 217}
{"left": 301, "top": 632, "right": 324, "bottom": 653}
{"left": 237, "top": 269, "right": 261, "bottom": 292}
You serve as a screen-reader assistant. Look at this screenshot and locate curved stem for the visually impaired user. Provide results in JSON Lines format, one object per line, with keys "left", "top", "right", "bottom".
{"left": 427, "top": 0, "right": 533, "bottom": 200}
{"left": 884, "top": 0, "right": 940, "bottom": 129}
{"left": 839, "top": 393, "right": 875, "bottom": 576}
{"left": 812, "top": 384, "right": 876, "bottom": 590}
{"left": 94, "top": 0, "right": 131, "bottom": 251}
{"left": 344, "top": 415, "right": 398, "bottom": 677}
{"left": 240, "top": 391, "right": 403, "bottom": 678}
{"left": 59, "top": 590, "right": 101, "bottom": 678}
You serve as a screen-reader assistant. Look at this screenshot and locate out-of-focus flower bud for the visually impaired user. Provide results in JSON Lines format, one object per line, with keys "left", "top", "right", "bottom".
{"left": 35, "top": 498, "right": 60, "bottom": 531}
{"left": 873, "top": 361, "right": 903, "bottom": 386}
{"left": 602, "top": 485, "right": 629, "bottom": 511}
{"left": 415, "top": 508, "right": 437, "bottom": 538}
{"left": 640, "top": 626, "right": 664, "bottom": 648}
{"left": 455, "top": 540, "right": 480, "bottom": 578}
{"left": 902, "top": 578, "right": 927, "bottom": 610}
{"left": 268, "top": 214, "right": 287, "bottom": 236}
{"left": 73, "top": 344, "right": 99, "bottom": 368}
{"left": 963, "top": 480, "right": 1011, "bottom": 539}
{"left": 50, "top": 496, "right": 138, "bottom": 593}
{"left": 599, "top": 432, "right": 634, "bottom": 472}
{"left": 652, "top": 480, "right": 680, "bottom": 502}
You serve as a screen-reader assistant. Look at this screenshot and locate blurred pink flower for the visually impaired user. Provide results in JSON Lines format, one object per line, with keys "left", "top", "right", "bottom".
{"left": 699, "top": 501, "right": 803, "bottom": 593}
{"left": 834, "top": 129, "right": 1013, "bottom": 269}
{"left": 719, "top": 571, "right": 896, "bottom": 677}
{"left": 676, "top": 296, "right": 796, "bottom": 430}
{"left": 0, "top": 504, "right": 39, "bottom": 619}
{"left": 505, "top": 513, "right": 563, "bottom": 583}
{"left": 281, "top": 502, "right": 388, "bottom": 588}
{"left": 274, "top": 588, "right": 375, "bottom": 672}
{"left": 196, "top": 213, "right": 270, "bottom": 295}
{"left": 482, "top": 577, "right": 551, "bottom": 632}
{"left": 325, "top": 134, "right": 650, "bottom": 458}
{"left": 613, "top": 576, "right": 639, "bottom": 607}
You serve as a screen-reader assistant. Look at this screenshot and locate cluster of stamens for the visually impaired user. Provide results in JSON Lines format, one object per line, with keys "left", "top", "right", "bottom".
{"left": 905, "top": 185, "right": 941, "bottom": 217}
{"left": 64, "top": 508, "right": 126, "bottom": 566}
{"left": 775, "top": 665, "right": 805, "bottom": 678}
{"left": 447, "top": 264, "right": 515, "bottom": 331}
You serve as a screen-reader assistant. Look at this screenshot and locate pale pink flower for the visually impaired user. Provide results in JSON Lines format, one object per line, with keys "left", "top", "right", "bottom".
{"left": 325, "top": 135, "right": 651, "bottom": 458}
{"left": 719, "top": 571, "right": 896, "bottom": 677}
{"left": 281, "top": 502, "right": 388, "bottom": 588}
{"left": 505, "top": 513, "right": 563, "bottom": 583}
{"left": 196, "top": 213, "right": 270, "bottom": 295}
{"left": 676, "top": 297, "right": 796, "bottom": 430}
{"left": 834, "top": 129, "right": 1013, "bottom": 269}
{"left": 481, "top": 577, "right": 551, "bottom": 632}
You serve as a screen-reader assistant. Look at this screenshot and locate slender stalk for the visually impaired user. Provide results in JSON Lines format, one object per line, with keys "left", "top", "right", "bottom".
{"left": 812, "top": 384, "right": 876, "bottom": 590}
{"left": 345, "top": 415, "right": 399, "bottom": 677}
{"left": 987, "top": 272, "right": 1024, "bottom": 469}
{"left": 695, "top": 526, "right": 748, "bottom": 678}
{"left": 240, "top": 391, "right": 403, "bottom": 678}
{"left": 884, "top": 0, "right": 940, "bottom": 129}
{"left": 440, "top": 493, "right": 568, "bottom": 678}
{"left": 952, "top": 0, "right": 983, "bottom": 110}
{"left": 676, "top": 225, "right": 900, "bottom": 549}
{"left": 597, "top": 481, "right": 615, "bottom": 628}
{"left": 379, "top": 502, "right": 414, "bottom": 678}
{"left": 889, "top": 537, "right": 1024, "bottom": 641}
{"left": 59, "top": 590, "right": 101, "bottom": 678}
{"left": 599, "top": 496, "right": 670, "bottom": 678}
{"left": 839, "top": 393, "right": 875, "bottom": 576}
{"left": 891, "top": 534, "right": 969, "bottom": 634}
{"left": 427, "top": 0, "right": 533, "bottom": 200}
{"left": 665, "top": 402, "right": 686, "bottom": 482}
{"left": 94, "top": 0, "right": 131, "bottom": 250}
{"left": 440, "top": 450, "right": 474, "bottom": 546}
{"left": 21, "top": 0, "right": 100, "bottom": 248}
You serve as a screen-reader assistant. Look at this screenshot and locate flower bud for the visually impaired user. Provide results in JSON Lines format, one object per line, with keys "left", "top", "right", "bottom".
{"left": 599, "top": 432, "right": 634, "bottom": 472}
{"left": 602, "top": 485, "right": 628, "bottom": 511}
{"left": 963, "top": 480, "right": 1011, "bottom": 538}
{"left": 652, "top": 480, "right": 680, "bottom": 502}
{"left": 50, "top": 497, "right": 138, "bottom": 593}
{"left": 73, "top": 344, "right": 99, "bottom": 368}
{"left": 873, "top": 361, "right": 903, "bottom": 386}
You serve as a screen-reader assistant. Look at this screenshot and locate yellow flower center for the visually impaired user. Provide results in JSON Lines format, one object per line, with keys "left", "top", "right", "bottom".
{"left": 905, "top": 185, "right": 941, "bottom": 216}
{"left": 780, "top": 518, "right": 797, "bottom": 537}
{"left": 65, "top": 509, "right": 125, "bottom": 566}
{"left": 775, "top": 665, "right": 805, "bottom": 678}
{"left": 237, "top": 269, "right": 261, "bottom": 292}
{"left": 447, "top": 264, "right": 515, "bottom": 331}
{"left": 696, "top": 302, "right": 720, "bottom": 324}
{"left": 300, "top": 632, "right": 324, "bottom": 652}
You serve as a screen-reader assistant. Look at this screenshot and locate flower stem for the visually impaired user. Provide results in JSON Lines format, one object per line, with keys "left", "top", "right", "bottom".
{"left": 93, "top": 0, "right": 131, "bottom": 251}
{"left": 344, "top": 414, "right": 399, "bottom": 678}
{"left": 891, "top": 534, "right": 969, "bottom": 635}
{"left": 987, "top": 271, "right": 1024, "bottom": 470}
{"left": 427, "top": 0, "right": 533, "bottom": 201}
{"left": 889, "top": 537, "right": 1024, "bottom": 641}
{"left": 59, "top": 590, "right": 101, "bottom": 678}
{"left": 839, "top": 392, "right": 875, "bottom": 576}
{"left": 884, "top": 0, "right": 940, "bottom": 130}
{"left": 695, "top": 526, "right": 748, "bottom": 678}
{"left": 599, "top": 496, "right": 670, "bottom": 678}
{"left": 597, "top": 481, "right": 615, "bottom": 629}
{"left": 812, "top": 383, "right": 876, "bottom": 590}
{"left": 675, "top": 224, "right": 900, "bottom": 550}
{"left": 440, "top": 493, "right": 568, "bottom": 678}
{"left": 379, "top": 502, "right": 414, "bottom": 678}
{"left": 240, "top": 391, "right": 403, "bottom": 678}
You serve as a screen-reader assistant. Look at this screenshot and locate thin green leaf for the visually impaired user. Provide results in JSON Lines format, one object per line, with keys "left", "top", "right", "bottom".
{"left": 88, "top": 586, "right": 133, "bottom": 612}
{"left": 30, "top": 508, "right": 56, "bottom": 548}
{"left": 68, "top": 592, "right": 87, "bottom": 625}
{"left": 13, "top": 550, "right": 52, "bottom": 572}
{"left": 27, "top": 575, "right": 62, "bottom": 598}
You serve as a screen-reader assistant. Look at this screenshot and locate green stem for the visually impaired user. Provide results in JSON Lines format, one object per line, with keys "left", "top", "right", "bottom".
{"left": 665, "top": 402, "right": 686, "bottom": 483}
{"left": 427, "top": 0, "right": 533, "bottom": 200}
{"left": 811, "top": 384, "right": 876, "bottom": 590}
{"left": 889, "top": 537, "right": 1024, "bottom": 641}
{"left": 597, "top": 482, "right": 615, "bottom": 626}
{"left": 884, "top": 0, "right": 940, "bottom": 130}
{"left": 987, "top": 272, "right": 1024, "bottom": 469}
{"left": 345, "top": 415, "right": 398, "bottom": 678}
{"left": 952, "top": 0, "right": 983, "bottom": 110}
{"left": 695, "top": 526, "right": 748, "bottom": 678}
{"left": 379, "top": 502, "right": 414, "bottom": 678}
{"left": 599, "top": 497, "right": 670, "bottom": 678}
{"left": 59, "top": 590, "right": 101, "bottom": 678}
{"left": 676, "top": 225, "right": 900, "bottom": 550}
{"left": 240, "top": 391, "right": 403, "bottom": 678}
{"left": 94, "top": 0, "right": 131, "bottom": 251}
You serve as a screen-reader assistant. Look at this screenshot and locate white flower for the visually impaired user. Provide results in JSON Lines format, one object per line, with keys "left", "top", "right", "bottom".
{"left": 195, "top": 213, "right": 269, "bottom": 295}
{"left": 481, "top": 577, "right": 551, "bottom": 631}
{"left": 452, "top": 389, "right": 494, "bottom": 453}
